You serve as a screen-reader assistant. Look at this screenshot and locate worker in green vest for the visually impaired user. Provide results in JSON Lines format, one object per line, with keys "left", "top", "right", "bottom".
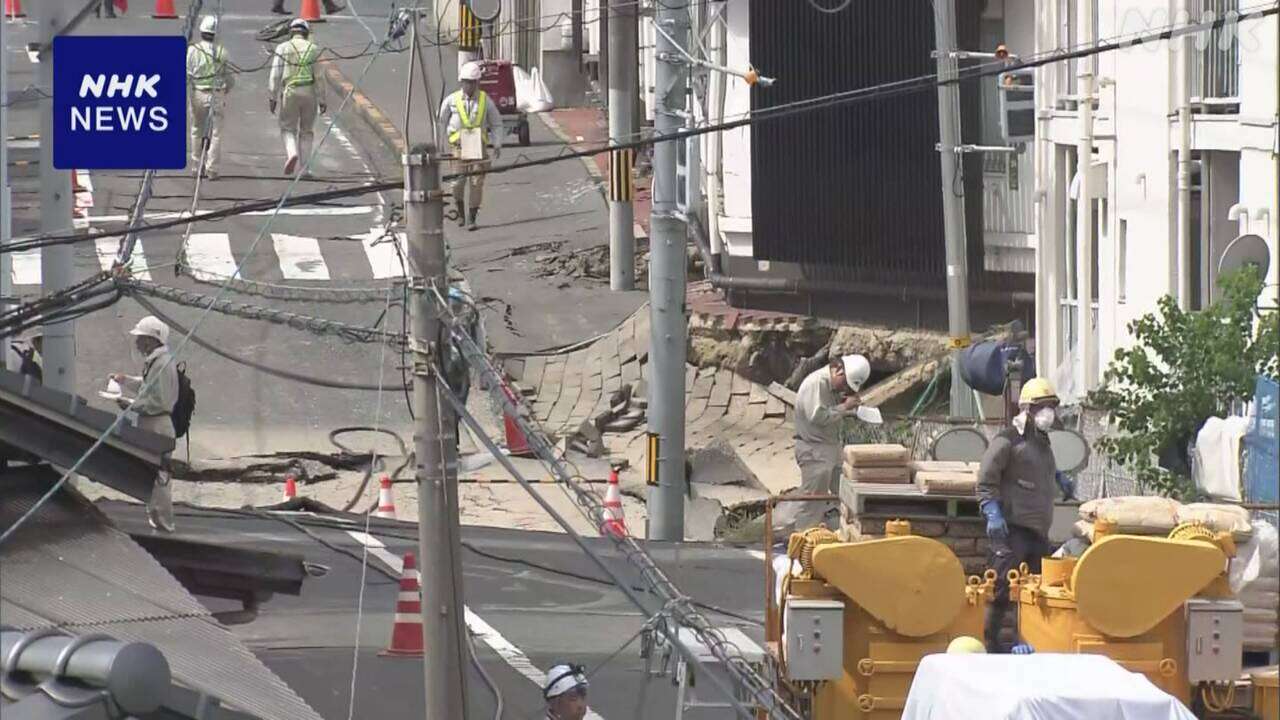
{"left": 268, "top": 19, "right": 326, "bottom": 177}
{"left": 186, "top": 16, "right": 234, "bottom": 180}
{"left": 437, "top": 61, "right": 504, "bottom": 231}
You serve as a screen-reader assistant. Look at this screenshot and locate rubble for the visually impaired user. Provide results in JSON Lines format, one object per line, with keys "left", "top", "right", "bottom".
{"left": 532, "top": 239, "right": 651, "bottom": 286}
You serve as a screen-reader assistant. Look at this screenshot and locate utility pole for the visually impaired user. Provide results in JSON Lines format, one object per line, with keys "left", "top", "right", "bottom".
{"left": 931, "top": 0, "right": 977, "bottom": 418}
{"left": 35, "top": 1, "right": 75, "bottom": 393}
{"left": 1077, "top": 0, "right": 1096, "bottom": 390}
{"left": 647, "top": 2, "right": 687, "bottom": 541}
{"left": 404, "top": 142, "right": 469, "bottom": 720}
{"left": 1, "top": 8, "right": 14, "bottom": 371}
{"left": 607, "top": 0, "right": 637, "bottom": 290}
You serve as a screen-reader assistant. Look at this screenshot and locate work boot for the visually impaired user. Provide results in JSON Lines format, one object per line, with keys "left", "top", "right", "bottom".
{"left": 147, "top": 472, "right": 176, "bottom": 533}
{"left": 283, "top": 154, "right": 299, "bottom": 176}
{"left": 271, "top": 1, "right": 290, "bottom": 15}
{"left": 323, "top": 0, "right": 347, "bottom": 13}
{"left": 455, "top": 200, "right": 466, "bottom": 227}
{"left": 468, "top": 208, "right": 479, "bottom": 231}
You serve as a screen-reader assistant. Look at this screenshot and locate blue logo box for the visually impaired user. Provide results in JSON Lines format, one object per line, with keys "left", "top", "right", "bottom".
{"left": 53, "top": 36, "right": 187, "bottom": 170}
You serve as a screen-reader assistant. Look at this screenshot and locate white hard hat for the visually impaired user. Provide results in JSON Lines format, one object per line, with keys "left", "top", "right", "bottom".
{"left": 129, "top": 316, "right": 170, "bottom": 345}
{"left": 459, "top": 61, "right": 482, "bottom": 82}
{"left": 289, "top": 18, "right": 310, "bottom": 33}
{"left": 199, "top": 15, "right": 218, "bottom": 35}
{"left": 841, "top": 354, "right": 871, "bottom": 391}
{"left": 543, "top": 663, "right": 588, "bottom": 700}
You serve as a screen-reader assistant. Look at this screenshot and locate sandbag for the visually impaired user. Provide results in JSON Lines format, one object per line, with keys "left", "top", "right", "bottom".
{"left": 910, "top": 460, "right": 980, "bottom": 473}
{"left": 845, "top": 465, "right": 912, "bottom": 484}
{"left": 844, "top": 443, "right": 910, "bottom": 468}
{"left": 1177, "top": 502, "right": 1253, "bottom": 540}
{"left": 915, "top": 470, "right": 978, "bottom": 495}
{"left": 1079, "top": 496, "right": 1182, "bottom": 533}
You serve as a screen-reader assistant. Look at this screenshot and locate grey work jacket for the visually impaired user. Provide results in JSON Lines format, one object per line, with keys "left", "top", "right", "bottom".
{"left": 976, "top": 425, "right": 1057, "bottom": 538}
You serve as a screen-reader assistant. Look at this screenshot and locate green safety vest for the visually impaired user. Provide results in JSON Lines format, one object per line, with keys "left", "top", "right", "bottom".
{"left": 281, "top": 38, "right": 320, "bottom": 88}
{"left": 188, "top": 43, "right": 227, "bottom": 91}
{"left": 448, "top": 91, "right": 489, "bottom": 145}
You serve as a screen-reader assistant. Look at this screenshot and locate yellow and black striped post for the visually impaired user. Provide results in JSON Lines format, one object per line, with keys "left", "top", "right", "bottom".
{"left": 608, "top": 147, "right": 634, "bottom": 203}
{"left": 646, "top": 432, "right": 659, "bottom": 486}
{"left": 458, "top": 2, "right": 482, "bottom": 51}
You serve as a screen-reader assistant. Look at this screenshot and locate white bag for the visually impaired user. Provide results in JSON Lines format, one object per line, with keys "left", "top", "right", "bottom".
{"left": 520, "top": 67, "right": 554, "bottom": 113}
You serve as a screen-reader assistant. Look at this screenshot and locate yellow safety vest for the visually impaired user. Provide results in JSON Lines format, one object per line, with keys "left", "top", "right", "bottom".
{"left": 281, "top": 38, "right": 320, "bottom": 89}
{"left": 188, "top": 43, "right": 227, "bottom": 91}
{"left": 448, "top": 91, "right": 489, "bottom": 145}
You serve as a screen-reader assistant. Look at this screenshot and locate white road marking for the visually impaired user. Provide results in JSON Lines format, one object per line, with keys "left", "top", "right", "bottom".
{"left": 76, "top": 211, "right": 189, "bottom": 224}
{"left": 345, "top": 530, "right": 605, "bottom": 720}
{"left": 271, "top": 233, "right": 331, "bottom": 281}
{"left": 245, "top": 206, "right": 373, "bottom": 217}
{"left": 185, "top": 233, "right": 241, "bottom": 282}
{"left": 9, "top": 250, "right": 41, "bottom": 286}
{"left": 359, "top": 229, "right": 408, "bottom": 279}
{"left": 95, "top": 238, "right": 151, "bottom": 281}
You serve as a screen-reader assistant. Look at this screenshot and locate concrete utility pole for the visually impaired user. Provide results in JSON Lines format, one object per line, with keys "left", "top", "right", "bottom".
{"left": 646, "top": 2, "right": 688, "bottom": 541}
{"left": 931, "top": 0, "right": 977, "bottom": 418}
{"left": 1, "top": 8, "right": 14, "bottom": 370}
{"left": 1076, "top": 0, "right": 1096, "bottom": 390}
{"left": 607, "top": 0, "right": 637, "bottom": 290}
{"left": 35, "top": 1, "right": 75, "bottom": 393}
{"left": 404, "top": 143, "right": 469, "bottom": 719}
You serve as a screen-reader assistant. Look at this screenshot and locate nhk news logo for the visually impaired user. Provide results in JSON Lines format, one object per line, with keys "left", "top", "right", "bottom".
{"left": 53, "top": 36, "right": 186, "bottom": 170}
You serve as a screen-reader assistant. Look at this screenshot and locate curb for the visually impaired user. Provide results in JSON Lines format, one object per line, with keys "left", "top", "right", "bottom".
{"left": 321, "top": 60, "right": 406, "bottom": 160}
{"left": 538, "top": 112, "right": 606, "bottom": 185}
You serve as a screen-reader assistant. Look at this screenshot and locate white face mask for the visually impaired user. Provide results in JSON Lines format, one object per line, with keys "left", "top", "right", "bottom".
{"left": 1034, "top": 407, "right": 1056, "bottom": 431}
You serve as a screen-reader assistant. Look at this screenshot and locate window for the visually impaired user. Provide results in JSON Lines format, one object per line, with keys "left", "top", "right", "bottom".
{"left": 1191, "top": 0, "right": 1241, "bottom": 105}
{"left": 1056, "top": 0, "right": 1098, "bottom": 109}
{"left": 1118, "top": 219, "right": 1128, "bottom": 303}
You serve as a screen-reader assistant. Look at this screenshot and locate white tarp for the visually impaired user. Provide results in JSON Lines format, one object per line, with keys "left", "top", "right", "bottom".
{"left": 1192, "top": 415, "right": 1250, "bottom": 501}
{"left": 903, "top": 654, "right": 1197, "bottom": 720}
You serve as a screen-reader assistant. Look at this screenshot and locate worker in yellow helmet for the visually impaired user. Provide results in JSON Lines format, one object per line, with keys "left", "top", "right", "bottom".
{"left": 438, "top": 61, "right": 504, "bottom": 231}
{"left": 268, "top": 19, "right": 326, "bottom": 177}
{"left": 976, "top": 377, "right": 1072, "bottom": 653}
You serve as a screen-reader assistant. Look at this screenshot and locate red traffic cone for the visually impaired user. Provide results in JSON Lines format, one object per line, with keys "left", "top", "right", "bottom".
{"left": 4, "top": 0, "right": 25, "bottom": 19}
{"left": 501, "top": 384, "right": 533, "bottom": 457}
{"left": 152, "top": 0, "right": 177, "bottom": 18}
{"left": 375, "top": 476, "right": 397, "bottom": 519}
{"left": 381, "top": 552, "right": 424, "bottom": 656}
{"left": 299, "top": 0, "right": 324, "bottom": 22}
{"left": 281, "top": 475, "right": 298, "bottom": 502}
{"left": 600, "top": 468, "right": 627, "bottom": 537}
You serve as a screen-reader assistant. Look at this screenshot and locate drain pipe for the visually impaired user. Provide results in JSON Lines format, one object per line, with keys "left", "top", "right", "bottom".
{"left": 1176, "top": 0, "right": 1195, "bottom": 309}
{"left": 706, "top": 8, "right": 727, "bottom": 257}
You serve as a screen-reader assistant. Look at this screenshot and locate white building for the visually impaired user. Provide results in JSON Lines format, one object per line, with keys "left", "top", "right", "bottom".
{"left": 1030, "top": 0, "right": 1278, "bottom": 400}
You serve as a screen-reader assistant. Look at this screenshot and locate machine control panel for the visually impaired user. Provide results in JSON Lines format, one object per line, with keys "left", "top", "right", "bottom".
{"left": 784, "top": 598, "right": 845, "bottom": 681}
{"left": 1185, "top": 599, "right": 1243, "bottom": 683}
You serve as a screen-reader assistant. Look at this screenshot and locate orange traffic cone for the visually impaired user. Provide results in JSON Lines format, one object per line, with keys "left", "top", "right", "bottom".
{"left": 501, "top": 385, "right": 533, "bottom": 457}
{"left": 281, "top": 475, "right": 298, "bottom": 502}
{"left": 600, "top": 468, "right": 627, "bottom": 537}
{"left": 381, "top": 552, "right": 424, "bottom": 656}
{"left": 4, "top": 0, "right": 25, "bottom": 19}
{"left": 299, "top": 0, "right": 324, "bottom": 22}
{"left": 152, "top": 0, "right": 177, "bottom": 19}
{"left": 375, "top": 476, "right": 397, "bottom": 519}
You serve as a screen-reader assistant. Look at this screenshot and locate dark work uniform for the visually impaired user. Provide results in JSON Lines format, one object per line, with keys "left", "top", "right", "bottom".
{"left": 976, "top": 423, "right": 1057, "bottom": 652}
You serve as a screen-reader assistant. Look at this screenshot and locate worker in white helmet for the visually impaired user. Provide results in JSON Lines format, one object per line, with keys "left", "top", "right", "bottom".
{"left": 186, "top": 15, "right": 235, "bottom": 180}
{"left": 777, "top": 353, "right": 872, "bottom": 532}
{"left": 437, "top": 61, "right": 504, "bottom": 231}
{"left": 543, "top": 663, "right": 589, "bottom": 720}
{"left": 110, "top": 316, "right": 180, "bottom": 532}
{"left": 269, "top": 18, "right": 326, "bottom": 176}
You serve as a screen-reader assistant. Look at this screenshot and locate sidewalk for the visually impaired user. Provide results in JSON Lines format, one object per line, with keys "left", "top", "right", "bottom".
{"left": 540, "top": 107, "right": 653, "bottom": 238}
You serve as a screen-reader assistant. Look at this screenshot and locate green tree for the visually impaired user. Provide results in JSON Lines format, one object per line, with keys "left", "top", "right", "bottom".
{"left": 1088, "top": 267, "right": 1279, "bottom": 498}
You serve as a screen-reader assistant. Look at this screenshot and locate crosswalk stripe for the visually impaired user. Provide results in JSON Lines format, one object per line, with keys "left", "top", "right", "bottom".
{"left": 186, "top": 233, "right": 240, "bottom": 282}
{"left": 361, "top": 230, "right": 408, "bottom": 280}
{"left": 271, "top": 234, "right": 331, "bottom": 281}
{"left": 94, "top": 238, "right": 152, "bottom": 281}
{"left": 9, "top": 250, "right": 41, "bottom": 286}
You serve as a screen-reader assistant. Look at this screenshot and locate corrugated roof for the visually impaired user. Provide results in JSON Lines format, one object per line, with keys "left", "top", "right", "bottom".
{"left": 0, "top": 467, "right": 323, "bottom": 720}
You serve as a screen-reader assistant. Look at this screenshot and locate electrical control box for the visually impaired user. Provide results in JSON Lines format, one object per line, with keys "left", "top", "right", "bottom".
{"left": 1185, "top": 599, "right": 1243, "bottom": 683}
{"left": 783, "top": 598, "right": 844, "bottom": 681}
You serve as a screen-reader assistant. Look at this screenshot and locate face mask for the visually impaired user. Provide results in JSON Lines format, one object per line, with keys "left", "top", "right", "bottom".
{"left": 1034, "top": 407, "right": 1055, "bottom": 431}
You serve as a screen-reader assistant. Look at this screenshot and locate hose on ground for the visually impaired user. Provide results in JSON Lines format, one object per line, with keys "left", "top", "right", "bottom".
{"left": 328, "top": 427, "right": 412, "bottom": 512}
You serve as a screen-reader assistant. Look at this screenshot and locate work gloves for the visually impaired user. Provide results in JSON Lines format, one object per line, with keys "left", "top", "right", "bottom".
{"left": 1011, "top": 643, "right": 1036, "bottom": 655}
{"left": 980, "top": 500, "right": 1008, "bottom": 540}
{"left": 1055, "top": 471, "right": 1077, "bottom": 501}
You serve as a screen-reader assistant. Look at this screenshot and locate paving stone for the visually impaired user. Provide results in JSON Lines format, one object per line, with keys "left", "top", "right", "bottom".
{"left": 708, "top": 370, "right": 733, "bottom": 408}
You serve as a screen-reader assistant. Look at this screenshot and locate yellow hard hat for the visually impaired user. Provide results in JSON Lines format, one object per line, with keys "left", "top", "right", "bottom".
{"left": 946, "top": 636, "right": 986, "bottom": 654}
{"left": 1018, "top": 377, "right": 1058, "bottom": 406}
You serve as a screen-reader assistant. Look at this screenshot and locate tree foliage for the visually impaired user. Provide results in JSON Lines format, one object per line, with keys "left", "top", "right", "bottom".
{"left": 1088, "top": 267, "right": 1279, "bottom": 498}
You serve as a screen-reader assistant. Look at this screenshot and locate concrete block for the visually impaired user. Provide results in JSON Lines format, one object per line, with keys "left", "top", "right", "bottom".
{"left": 910, "top": 520, "right": 947, "bottom": 538}
{"left": 948, "top": 520, "right": 989, "bottom": 538}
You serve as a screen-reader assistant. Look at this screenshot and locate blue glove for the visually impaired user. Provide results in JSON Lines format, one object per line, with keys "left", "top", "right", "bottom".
{"left": 1055, "top": 471, "right": 1077, "bottom": 501}
{"left": 1011, "top": 643, "right": 1036, "bottom": 655}
{"left": 981, "top": 500, "right": 1008, "bottom": 540}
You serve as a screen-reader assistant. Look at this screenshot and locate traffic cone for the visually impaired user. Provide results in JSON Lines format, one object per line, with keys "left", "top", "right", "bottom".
{"left": 281, "top": 475, "right": 298, "bottom": 502}
{"left": 381, "top": 552, "right": 424, "bottom": 656}
{"left": 152, "top": 0, "right": 177, "bottom": 19}
{"left": 501, "top": 384, "right": 533, "bottom": 457}
{"left": 4, "top": 0, "right": 25, "bottom": 19}
{"left": 374, "top": 476, "right": 397, "bottom": 519}
{"left": 299, "top": 0, "right": 324, "bottom": 22}
{"left": 600, "top": 468, "right": 627, "bottom": 537}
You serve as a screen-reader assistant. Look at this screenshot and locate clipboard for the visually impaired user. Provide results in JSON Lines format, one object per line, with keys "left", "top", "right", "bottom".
{"left": 459, "top": 128, "right": 484, "bottom": 160}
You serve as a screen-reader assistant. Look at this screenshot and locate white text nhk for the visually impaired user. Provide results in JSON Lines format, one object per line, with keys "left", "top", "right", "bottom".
{"left": 70, "top": 74, "right": 169, "bottom": 132}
